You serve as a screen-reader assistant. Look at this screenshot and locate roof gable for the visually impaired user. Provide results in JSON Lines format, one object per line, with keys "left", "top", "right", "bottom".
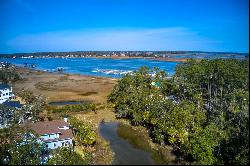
{"left": 3, "top": 101, "right": 22, "bottom": 109}
{"left": 23, "top": 120, "right": 73, "bottom": 140}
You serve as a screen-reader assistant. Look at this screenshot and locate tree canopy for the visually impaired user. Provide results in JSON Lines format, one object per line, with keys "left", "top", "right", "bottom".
{"left": 0, "top": 68, "right": 21, "bottom": 83}
{"left": 0, "top": 126, "right": 44, "bottom": 165}
{"left": 108, "top": 59, "right": 249, "bottom": 165}
{"left": 47, "top": 147, "right": 92, "bottom": 165}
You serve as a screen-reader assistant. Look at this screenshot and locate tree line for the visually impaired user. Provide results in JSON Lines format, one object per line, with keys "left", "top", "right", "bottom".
{"left": 108, "top": 59, "right": 249, "bottom": 165}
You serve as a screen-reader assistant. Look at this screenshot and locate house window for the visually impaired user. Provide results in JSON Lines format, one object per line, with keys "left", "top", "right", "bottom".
{"left": 65, "top": 141, "right": 70, "bottom": 146}
{"left": 62, "top": 142, "right": 65, "bottom": 146}
{"left": 54, "top": 143, "right": 56, "bottom": 147}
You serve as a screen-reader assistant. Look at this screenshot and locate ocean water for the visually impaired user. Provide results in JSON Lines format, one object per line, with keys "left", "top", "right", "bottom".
{"left": 1, "top": 58, "right": 180, "bottom": 78}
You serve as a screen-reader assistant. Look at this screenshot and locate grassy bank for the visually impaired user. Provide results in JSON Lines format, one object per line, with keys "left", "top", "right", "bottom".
{"left": 74, "top": 108, "right": 177, "bottom": 165}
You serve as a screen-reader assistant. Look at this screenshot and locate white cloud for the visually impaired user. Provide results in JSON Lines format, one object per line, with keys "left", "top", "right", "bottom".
{"left": 6, "top": 27, "right": 220, "bottom": 52}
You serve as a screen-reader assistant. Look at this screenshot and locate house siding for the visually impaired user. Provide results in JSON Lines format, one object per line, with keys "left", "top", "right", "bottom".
{"left": 46, "top": 139, "right": 73, "bottom": 149}
{"left": 28, "top": 119, "right": 73, "bottom": 151}
{"left": 41, "top": 133, "right": 60, "bottom": 140}
{"left": 0, "top": 86, "right": 15, "bottom": 104}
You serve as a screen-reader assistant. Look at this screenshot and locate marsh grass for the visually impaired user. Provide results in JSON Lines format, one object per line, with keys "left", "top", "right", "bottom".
{"left": 80, "top": 91, "right": 98, "bottom": 96}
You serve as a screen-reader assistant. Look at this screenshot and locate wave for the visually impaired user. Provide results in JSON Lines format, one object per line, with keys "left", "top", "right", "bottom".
{"left": 92, "top": 68, "right": 159, "bottom": 77}
{"left": 92, "top": 68, "right": 133, "bottom": 75}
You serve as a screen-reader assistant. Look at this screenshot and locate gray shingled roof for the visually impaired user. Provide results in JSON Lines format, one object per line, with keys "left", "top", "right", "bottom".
{"left": 0, "top": 84, "right": 10, "bottom": 90}
{"left": 3, "top": 100, "right": 22, "bottom": 109}
{"left": 23, "top": 120, "right": 73, "bottom": 140}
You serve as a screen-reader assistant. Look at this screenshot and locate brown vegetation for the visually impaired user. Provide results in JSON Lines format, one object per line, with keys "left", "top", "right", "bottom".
{"left": 13, "top": 67, "right": 117, "bottom": 103}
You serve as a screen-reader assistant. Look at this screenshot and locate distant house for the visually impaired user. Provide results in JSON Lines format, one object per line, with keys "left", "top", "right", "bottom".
{"left": 0, "top": 84, "right": 22, "bottom": 128}
{"left": 151, "top": 81, "right": 161, "bottom": 87}
{"left": 25, "top": 118, "right": 73, "bottom": 150}
{"left": 0, "top": 84, "right": 15, "bottom": 104}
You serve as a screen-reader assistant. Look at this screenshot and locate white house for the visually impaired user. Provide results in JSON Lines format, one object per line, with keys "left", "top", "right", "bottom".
{"left": 0, "top": 84, "right": 15, "bottom": 104}
{"left": 25, "top": 118, "right": 73, "bottom": 150}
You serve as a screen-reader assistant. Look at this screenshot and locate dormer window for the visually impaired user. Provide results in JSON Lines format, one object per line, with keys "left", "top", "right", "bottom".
{"left": 58, "top": 126, "right": 69, "bottom": 130}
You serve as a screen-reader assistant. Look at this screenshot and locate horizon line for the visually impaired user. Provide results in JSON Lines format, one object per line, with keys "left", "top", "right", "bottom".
{"left": 0, "top": 50, "right": 248, "bottom": 55}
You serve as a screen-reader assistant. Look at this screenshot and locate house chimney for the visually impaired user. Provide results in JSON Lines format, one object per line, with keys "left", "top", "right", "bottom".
{"left": 64, "top": 117, "right": 68, "bottom": 123}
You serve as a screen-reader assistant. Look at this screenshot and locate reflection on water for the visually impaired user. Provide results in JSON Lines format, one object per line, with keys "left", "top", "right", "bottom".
{"left": 99, "top": 121, "right": 168, "bottom": 165}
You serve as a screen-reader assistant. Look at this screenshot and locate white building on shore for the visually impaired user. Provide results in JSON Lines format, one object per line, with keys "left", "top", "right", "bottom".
{"left": 24, "top": 118, "right": 73, "bottom": 150}
{"left": 0, "top": 84, "right": 15, "bottom": 104}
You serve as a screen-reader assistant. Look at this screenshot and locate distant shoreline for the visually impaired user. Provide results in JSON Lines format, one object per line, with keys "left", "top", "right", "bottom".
{"left": 93, "top": 56, "right": 189, "bottom": 62}
{"left": 1, "top": 51, "right": 247, "bottom": 63}
{"left": 1, "top": 55, "right": 189, "bottom": 62}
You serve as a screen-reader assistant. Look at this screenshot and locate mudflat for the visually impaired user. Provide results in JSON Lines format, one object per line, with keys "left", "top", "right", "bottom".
{"left": 13, "top": 67, "right": 117, "bottom": 103}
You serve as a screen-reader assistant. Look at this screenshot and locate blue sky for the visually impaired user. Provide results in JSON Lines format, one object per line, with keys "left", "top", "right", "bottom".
{"left": 0, "top": 0, "right": 249, "bottom": 53}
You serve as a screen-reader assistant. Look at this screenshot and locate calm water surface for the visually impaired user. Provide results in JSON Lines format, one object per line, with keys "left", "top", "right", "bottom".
{"left": 99, "top": 121, "right": 167, "bottom": 165}
{"left": 1, "top": 58, "right": 179, "bottom": 78}
{"left": 1, "top": 55, "right": 247, "bottom": 78}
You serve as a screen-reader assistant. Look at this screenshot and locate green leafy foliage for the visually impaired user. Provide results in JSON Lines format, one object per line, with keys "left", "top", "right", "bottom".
{"left": 108, "top": 59, "right": 249, "bottom": 164}
{"left": 47, "top": 147, "right": 92, "bottom": 165}
{"left": 70, "top": 117, "right": 97, "bottom": 146}
{"left": 0, "top": 126, "right": 43, "bottom": 165}
{"left": 185, "top": 124, "right": 222, "bottom": 165}
{"left": 17, "top": 89, "right": 47, "bottom": 122}
{"left": 49, "top": 103, "right": 100, "bottom": 114}
{"left": 0, "top": 68, "right": 21, "bottom": 83}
